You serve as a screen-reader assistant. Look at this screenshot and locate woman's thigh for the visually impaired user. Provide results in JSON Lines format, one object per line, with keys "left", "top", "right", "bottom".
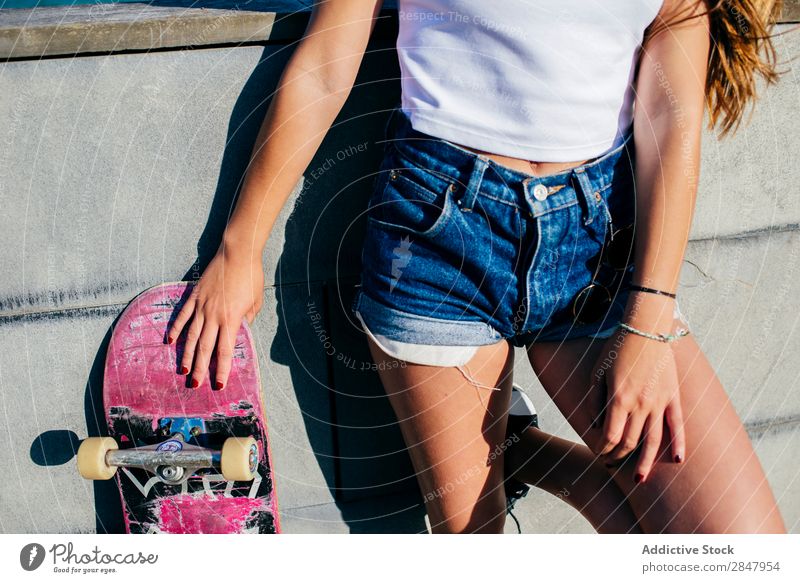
{"left": 365, "top": 335, "right": 515, "bottom": 533}
{"left": 527, "top": 333, "right": 787, "bottom": 534}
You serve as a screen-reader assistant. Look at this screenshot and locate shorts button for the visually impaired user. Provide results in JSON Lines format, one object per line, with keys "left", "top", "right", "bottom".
{"left": 533, "top": 184, "right": 548, "bottom": 201}
{"left": 594, "top": 191, "right": 602, "bottom": 202}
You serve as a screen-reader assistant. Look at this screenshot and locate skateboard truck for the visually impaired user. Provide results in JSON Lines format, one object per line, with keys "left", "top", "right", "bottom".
{"left": 77, "top": 434, "right": 259, "bottom": 484}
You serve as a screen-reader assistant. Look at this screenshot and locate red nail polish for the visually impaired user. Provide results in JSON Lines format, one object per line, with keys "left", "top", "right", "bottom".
{"left": 168, "top": 336, "right": 174, "bottom": 344}
{"left": 191, "top": 378, "right": 199, "bottom": 389}
{"left": 674, "top": 454, "right": 683, "bottom": 463}
{"left": 181, "top": 366, "right": 189, "bottom": 375}
{"left": 216, "top": 381, "right": 224, "bottom": 390}
{"left": 634, "top": 473, "right": 644, "bottom": 484}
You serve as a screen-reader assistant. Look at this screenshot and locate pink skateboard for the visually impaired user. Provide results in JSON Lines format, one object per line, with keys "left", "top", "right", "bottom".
{"left": 77, "top": 281, "right": 281, "bottom": 533}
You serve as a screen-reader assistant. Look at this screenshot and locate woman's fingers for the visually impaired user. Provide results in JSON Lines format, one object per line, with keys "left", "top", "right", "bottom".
{"left": 665, "top": 397, "right": 686, "bottom": 464}
{"left": 604, "top": 410, "right": 647, "bottom": 463}
{"left": 589, "top": 360, "right": 608, "bottom": 429}
{"left": 634, "top": 414, "right": 663, "bottom": 483}
{"left": 167, "top": 290, "right": 197, "bottom": 345}
{"left": 214, "top": 323, "right": 237, "bottom": 390}
{"left": 180, "top": 309, "right": 205, "bottom": 382}
{"left": 190, "top": 320, "right": 220, "bottom": 389}
{"left": 172, "top": 305, "right": 243, "bottom": 390}
{"left": 597, "top": 398, "right": 629, "bottom": 456}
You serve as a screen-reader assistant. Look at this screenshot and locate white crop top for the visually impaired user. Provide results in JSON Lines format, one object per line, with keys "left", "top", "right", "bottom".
{"left": 396, "top": 0, "right": 664, "bottom": 162}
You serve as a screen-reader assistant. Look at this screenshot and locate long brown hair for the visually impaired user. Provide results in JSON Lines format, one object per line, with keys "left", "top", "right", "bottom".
{"left": 645, "top": 0, "right": 786, "bottom": 137}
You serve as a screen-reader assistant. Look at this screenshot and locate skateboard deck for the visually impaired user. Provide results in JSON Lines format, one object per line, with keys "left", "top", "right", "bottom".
{"left": 83, "top": 281, "right": 280, "bottom": 533}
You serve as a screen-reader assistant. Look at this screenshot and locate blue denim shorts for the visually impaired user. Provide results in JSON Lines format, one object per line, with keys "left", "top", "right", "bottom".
{"left": 351, "top": 107, "right": 678, "bottom": 364}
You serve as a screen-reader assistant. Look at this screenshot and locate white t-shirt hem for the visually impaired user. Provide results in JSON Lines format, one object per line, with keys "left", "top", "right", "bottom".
{"left": 406, "top": 109, "right": 622, "bottom": 163}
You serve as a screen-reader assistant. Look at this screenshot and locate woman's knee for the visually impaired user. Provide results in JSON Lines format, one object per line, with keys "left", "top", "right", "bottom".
{"left": 425, "top": 490, "right": 507, "bottom": 534}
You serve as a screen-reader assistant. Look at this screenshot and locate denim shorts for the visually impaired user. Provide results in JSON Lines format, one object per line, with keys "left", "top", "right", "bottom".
{"left": 352, "top": 107, "right": 686, "bottom": 366}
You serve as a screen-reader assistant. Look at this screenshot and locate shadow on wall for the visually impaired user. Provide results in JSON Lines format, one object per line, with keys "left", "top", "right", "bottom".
{"left": 256, "top": 43, "right": 427, "bottom": 531}
{"left": 31, "top": 428, "right": 124, "bottom": 532}
{"left": 29, "top": 36, "right": 425, "bottom": 532}
{"left": 30, "top": 318, "right": 127, "bottom": 534}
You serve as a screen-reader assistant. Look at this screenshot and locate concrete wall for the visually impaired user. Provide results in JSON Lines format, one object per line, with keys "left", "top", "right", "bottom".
{"left": 0, "top": 7, "right": 797, "bottom": 533}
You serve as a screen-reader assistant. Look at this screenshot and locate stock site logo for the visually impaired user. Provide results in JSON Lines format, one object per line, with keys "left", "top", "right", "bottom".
{"left": 20, "top": 543, "right": 46, "bottom": 571}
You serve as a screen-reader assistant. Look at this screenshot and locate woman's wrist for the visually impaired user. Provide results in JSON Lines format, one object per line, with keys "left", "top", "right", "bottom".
{"left": 219, "top": 228, "right": 264, "bottom": 264}
{"left": 622, "top": 291, "right": 677, "bottom": 332}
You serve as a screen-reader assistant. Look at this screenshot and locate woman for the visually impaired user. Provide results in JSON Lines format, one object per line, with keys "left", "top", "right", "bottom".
{"left": 167, "top": 0, "right": 788, "bottom": 534}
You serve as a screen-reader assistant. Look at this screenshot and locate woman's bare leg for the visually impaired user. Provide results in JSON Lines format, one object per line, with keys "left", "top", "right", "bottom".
{"left": 505, "top": 425, "right": 643, "bottom": 533}
{"left": 367, "top": 334, "right": 642, "bottom": 533}
{"left": 366, "top": 335, "right": 514, "bottom": 533}
{"left": 526, "top": 332, "right": 787, "bottom": 533}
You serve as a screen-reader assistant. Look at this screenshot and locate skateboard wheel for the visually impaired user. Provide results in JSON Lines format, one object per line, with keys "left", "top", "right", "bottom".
{"left": 220, "top": 437, "right": 258, "bottom": 481}
{"left": 77, "top": 437, "right": 119, "bottom": 480}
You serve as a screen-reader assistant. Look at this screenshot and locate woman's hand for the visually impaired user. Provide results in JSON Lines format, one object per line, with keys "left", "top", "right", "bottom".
{"left": 166, "top": 241, "right": 264, "bottom": 390}
{"left": 589, "top": 293, "right": 686, "bottom": 483}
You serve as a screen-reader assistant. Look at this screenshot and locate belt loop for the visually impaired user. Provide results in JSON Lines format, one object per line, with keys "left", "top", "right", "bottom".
{"left": 460, "top": 156, "right": 488, "bottom": 212}
{"left": 572, "top": 168, "right": 597, "bottom": 226}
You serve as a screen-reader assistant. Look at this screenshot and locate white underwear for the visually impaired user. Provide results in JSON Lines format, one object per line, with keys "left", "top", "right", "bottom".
{"left": 355, "top": 311, "right": 479, "bottom": 367}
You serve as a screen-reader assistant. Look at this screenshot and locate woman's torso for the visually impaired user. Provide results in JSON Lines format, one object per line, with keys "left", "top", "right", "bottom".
{"left": 395, "top": 0, "right": 664, "bottom": 175}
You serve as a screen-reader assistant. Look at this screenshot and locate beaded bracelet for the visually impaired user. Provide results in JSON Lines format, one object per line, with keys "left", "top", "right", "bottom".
{"left": 618, "top": 321, "right": 691, "bottom": 343}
